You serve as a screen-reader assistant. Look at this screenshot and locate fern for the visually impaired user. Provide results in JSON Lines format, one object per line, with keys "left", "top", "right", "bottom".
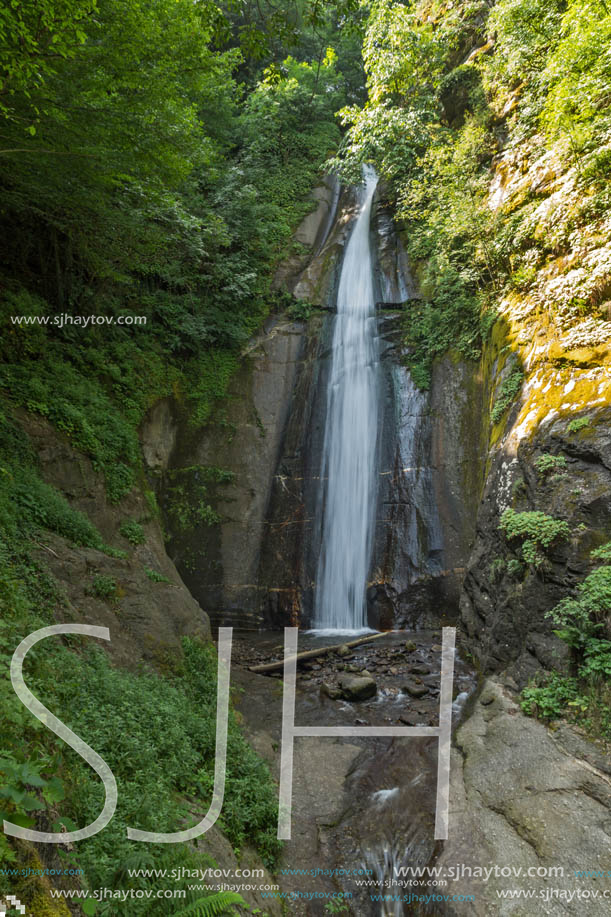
{"left": 175, "top": 892, "right": 247, "bottom": 917}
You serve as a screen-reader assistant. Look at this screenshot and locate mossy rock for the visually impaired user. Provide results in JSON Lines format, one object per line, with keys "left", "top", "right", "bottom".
{"left": 9, "top": 844, "right": 72, "bottom": 917}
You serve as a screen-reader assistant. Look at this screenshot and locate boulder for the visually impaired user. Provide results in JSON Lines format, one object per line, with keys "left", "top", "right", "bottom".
{"left": 338, "top": 673, "right": 377, "bottom": 702}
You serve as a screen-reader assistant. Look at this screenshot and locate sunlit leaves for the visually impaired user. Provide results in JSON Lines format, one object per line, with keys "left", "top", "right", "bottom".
{"left": 0, "top": 0, "right": 98, "bottom": 123}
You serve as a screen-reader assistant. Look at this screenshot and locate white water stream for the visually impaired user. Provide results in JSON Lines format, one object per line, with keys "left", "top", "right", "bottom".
{"left": 312, "top": 167, "right": 380, "bottom": 632}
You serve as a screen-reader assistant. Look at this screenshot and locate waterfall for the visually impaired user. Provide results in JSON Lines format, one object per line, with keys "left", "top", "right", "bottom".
{"left": 312, "top": 166, "right": 380, "bottom": 633}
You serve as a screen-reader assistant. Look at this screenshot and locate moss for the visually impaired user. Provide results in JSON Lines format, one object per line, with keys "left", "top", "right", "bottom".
{"left": 9, "top": 844, "right": 72, "bottom": 917}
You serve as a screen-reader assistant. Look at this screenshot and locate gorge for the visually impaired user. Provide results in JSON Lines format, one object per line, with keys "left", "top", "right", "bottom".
{"left": 1, "top": 1, "right": 611, "bottom": 915}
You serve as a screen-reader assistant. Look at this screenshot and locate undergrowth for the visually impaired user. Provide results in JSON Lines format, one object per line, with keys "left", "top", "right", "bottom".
{"left": 0, "top": 537, "right": 281, "bottom": 914}
{"left": 521, "top": 543, "right": 611, "bottom": 742}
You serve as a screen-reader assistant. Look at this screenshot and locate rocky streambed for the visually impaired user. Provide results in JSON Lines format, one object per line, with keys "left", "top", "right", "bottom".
{"left": 231, "top": 630, "right": 611, "bottom": 916}
{"left": 232, "top": 631, "right": 476, "bottom": 916}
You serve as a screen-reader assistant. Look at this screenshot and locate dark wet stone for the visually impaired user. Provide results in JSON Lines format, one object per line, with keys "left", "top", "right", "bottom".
{"left": 339, "top": 674, "right": 377, "bottom": 702}
{"left": 402, "top": 682, "right": 429, "bottom": 698}
{"left": 410, "top": 664, "right": 431, "bottom": 675}
{"left": 321, "top": 682, "right": 343, "bottom": 700}
{"left": 399, "top": 713, "right": 423, "bottom": 726}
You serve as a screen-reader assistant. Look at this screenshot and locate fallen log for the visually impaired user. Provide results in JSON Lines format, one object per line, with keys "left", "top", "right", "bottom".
{"left": 249, "top": 631, "right": 387, "bottom": 674}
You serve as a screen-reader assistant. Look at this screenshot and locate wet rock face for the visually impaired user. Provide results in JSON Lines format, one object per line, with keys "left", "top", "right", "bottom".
{"left": 273, "top": 174, "right": 341, "bottom": 294}
{"left": 18, "top": 411, "right": 210, "bottom": 667}
{"left": 292, "top": 184, "right": 359, "bottom": 306}
{"left": 430, "top": 353, "right": 488, "bottom": 609}
{"left": 140, "top": 396, "right": 178, "bottom": 473}
{"left": 165, "top": 317, "right": 306, "bottom": 631}
{"left": 370, "top": 186, "right": 418, "bottom": 303}
{"left": 371, "top": 311, "right": 447, "bottom": 628}
{"left": 461, "top": 407, "right": 611, "bottom": 680}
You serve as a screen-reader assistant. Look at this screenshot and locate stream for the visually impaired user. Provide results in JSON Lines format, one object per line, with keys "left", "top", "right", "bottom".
{"left": 234, "top": 631, "right": 476, "bottom": 915}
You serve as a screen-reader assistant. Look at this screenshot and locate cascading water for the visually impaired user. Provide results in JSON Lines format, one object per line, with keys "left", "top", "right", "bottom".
{"left": 312, "top": 166, "right": 380, "bottom": 632}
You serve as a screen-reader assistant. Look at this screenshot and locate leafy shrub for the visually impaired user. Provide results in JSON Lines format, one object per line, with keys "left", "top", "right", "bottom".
{"left": 522, "top": 547, "right": 611, "bottom": 740}
{"left": 507, "top": 558, "right": 524, "bottom": 578}
{"left": 567, "top": 416, "right": 590, "bottom": 434}
{"left": 145, "top": 567, "right": 171, "bottom": 584}
{"left": 0, "top": 459, "right": 104, "bottom": 552}
{"left": 591, "top": 541, "right": 611, "bottom": 562}
{"left": 0, "top": 354, "right": 139, "bottom": 503}
{"left": 165, "top": 466, "right": 233, "bottom": 533}
{"left": 287, "top": 299, "right": 315, "bottom": 322}
{"left": 119, "top": 519, "right": 145, "bottom": 546}
{"left": 521, "top": 672, "right": 584, "bottom": 719}
{"left": 499, "top": 508, "right": 570, "bottom": 566}
{"left": 534, "top": 453, "right": 568, "bottom": 478}
{"left": 89, "top": 574, "right": 117, "bottom": 599}
{"left": 547, "top": 564, "right": 611, "bottom": 649}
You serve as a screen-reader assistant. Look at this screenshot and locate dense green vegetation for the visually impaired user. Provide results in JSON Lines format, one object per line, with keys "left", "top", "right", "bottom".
{"left": 499, "top": 508, "right": 570, "bottom": 568}
{"left": 0, "top": 535, "right": 280, "bottom": 913}
{"left": 521, "top": 544, "right": 611, "bottom": 741}
{"left": 0, "top": 2, "right": 365, "bottom": 912}
{"left": 0, "top": 0, "right": 364, "bottom": 498}
{"left": 331, "top": 0, "right": 611, "bottom": 387}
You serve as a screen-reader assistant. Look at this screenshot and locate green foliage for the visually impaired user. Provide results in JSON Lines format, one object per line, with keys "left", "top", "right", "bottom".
{"left": 174, "top": 893, "right": 248, "bottom": 917}
{"left": 591, "top": 541, "right": 611, "bottom": 563}
{"left": 145, "top": 567, "right": 171, "bottom": 584}
{"left": 165, "top": 466, "right": 235, "bottom": 533}
{"left": 546, "top": 565, "right": 611, "bottom": 649}
{"left": 0, "top": 410, "right": 105, "bottom": 549}
{"left": 507, "top": 558, "right": 524, "bottom": 578}
{"left": 567, "top": 416, "right": 591, "bottom": 434}
{"left": 89, "top": 574, "right": 117, "bottom": 599}
{"left": 0, "top": 344, "right": 140, "bottom": 503}
{"left": 541, "top": 0, "right": 611, "bottom": 158}
{"left": 499, "top": 508, "right": 570, "bottom": 567}
{"left": 521, "top": 673, "right": 584, "bottom": 719}
{"left": 0, "top": 0, "right": 98, "bottom": 123}
{"left": 287, "top": 300, "right": 315, "bottom": 321}
{"left": 0, "top": 754, "right": 65, "bottom": 839}
{"left": 491, "top": 367, "right": 524, "bottom": 425}
{"left": 534, "top": 453, "right": 568, "bottom": 478}
{"left": 0, "top": 546, "right": 282, "bottom": 908}
{"left": 523, "top": 547, "right": 611, "bottom": 740}
{"left": 330, "top": 0, "right": 498, "bottom": 386}
{"left": 487, "top": 0, "right": 565, "bottom": 89}
{"left": 119, "top": 520, "right": 145, "bottom": 546}
{"left": 324, "top": 898, "right": 350, "bottom": 914}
